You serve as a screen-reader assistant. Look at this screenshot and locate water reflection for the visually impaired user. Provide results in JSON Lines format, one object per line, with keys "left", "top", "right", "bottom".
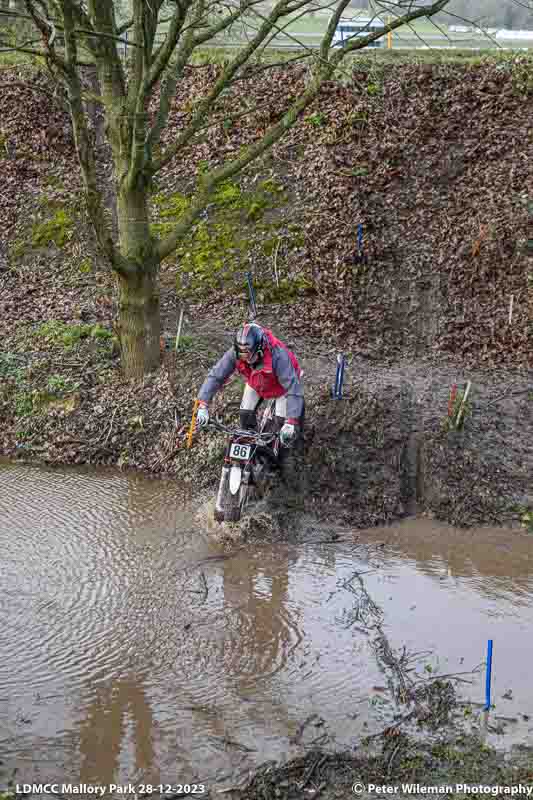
{"left": 78, "top": 676, "right": 156, "bottom": 786}
{"left": 366, "top": 517, "right": 533, "bottom": 604}
{"left": 220, "top": 547, "right": 301, "bottom": 684}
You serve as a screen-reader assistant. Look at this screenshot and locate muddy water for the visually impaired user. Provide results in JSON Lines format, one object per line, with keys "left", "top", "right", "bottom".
{"left": 1, "top": 464, "right": 533, "bottom": 792}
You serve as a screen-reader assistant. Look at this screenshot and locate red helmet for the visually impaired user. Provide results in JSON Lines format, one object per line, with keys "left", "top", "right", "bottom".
{"left": 234, "top": 323, "right": 265, "bottom": 365}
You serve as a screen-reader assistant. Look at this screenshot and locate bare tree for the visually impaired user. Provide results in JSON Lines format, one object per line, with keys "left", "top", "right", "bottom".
{"left": 1, "top": 0, "right": 451, "bottom": 379}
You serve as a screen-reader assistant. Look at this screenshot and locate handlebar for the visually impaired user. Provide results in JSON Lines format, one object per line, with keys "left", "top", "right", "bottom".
{"left": 206, "top": 418, "right": 278, "bottom": 445}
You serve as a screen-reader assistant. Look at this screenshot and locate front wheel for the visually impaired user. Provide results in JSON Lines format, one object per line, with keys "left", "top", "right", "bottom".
{"left": 224, "top": 482, "right": 242, "bottom": 522}
{"left": 224, "top": 475, "right": 256, "bottom": 522}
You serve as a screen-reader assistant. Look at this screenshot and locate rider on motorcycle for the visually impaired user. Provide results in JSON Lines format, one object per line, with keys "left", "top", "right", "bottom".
{"left": 195, "top": 323, "right": 304, "bottom": 448}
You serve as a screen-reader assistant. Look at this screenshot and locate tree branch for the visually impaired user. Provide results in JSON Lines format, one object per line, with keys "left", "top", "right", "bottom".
{"left": 331, "top": 0, "right": 452, "bottom": 62}
{"left": 320, "top": 0, "right": 351, "bottom": 58}
{"left": 439, "top": 9, "right": 504, "bottom": 49}
{"left": 122, "top": 0, "right": 149, "bottom": 189}
{"left": 192, "top": 0, "right": 265, "bottom": 45}
{"left": 60, "top": 0, "right": 126, "bottom": 274}
{"left": 156, "top": 0, "right": 454, "bottom": 262}
{"left": 0, "top": 4, "right": 136, "bottom": 58}
{"left": 151, "top": 0, "right": 306, "bottom": 175}
{"left": 156, "top": 58, "right": 333, "bottom": 261}
{"left": 143, "top": 0, "right": 191, "bottom": 99}
{"left": 236, "top": 0, "right": 348, "bottom": 79}
{"left": 117, "top": 16, "right": 133, "bottom": 36}
{"left": 87, "top": 0, "right": 126, "bottom": 96}
{"left": 145, "top": 0, "right": 207, "bottom": 157}
{"left": 25, "top": 0, "right": 67, "bottom": 71}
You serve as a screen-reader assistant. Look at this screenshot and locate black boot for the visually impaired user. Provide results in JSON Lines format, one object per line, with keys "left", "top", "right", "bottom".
{"left": 240, "top": 409, "right": 257, "bottom": 431}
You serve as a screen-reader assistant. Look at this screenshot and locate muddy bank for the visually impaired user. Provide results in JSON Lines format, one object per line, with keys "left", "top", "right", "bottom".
{"left": 237, "top": 732, "right": 533, "bottom": 800}
{"left": 1, "top": 316, "right": 532, "bottom": 532}
{"left": 301, "top": 354, "right": 533, "bottom": 529}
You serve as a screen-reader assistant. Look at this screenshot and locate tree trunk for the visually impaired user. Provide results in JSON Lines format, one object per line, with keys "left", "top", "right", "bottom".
{"left": 118, "top": 267, "right": 161, "bottom": 380}
{"left": 116, "top": 183, "right": 161, "bottom": 380}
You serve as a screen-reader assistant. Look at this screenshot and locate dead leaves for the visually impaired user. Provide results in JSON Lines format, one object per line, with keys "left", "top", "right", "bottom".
{"left": 1, "top": 58, "right": 531, "bottom": 374}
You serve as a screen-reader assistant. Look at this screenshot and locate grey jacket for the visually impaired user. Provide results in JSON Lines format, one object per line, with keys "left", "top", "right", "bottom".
{"left": 198, "top": 345, "right": 304, "bottom": 420}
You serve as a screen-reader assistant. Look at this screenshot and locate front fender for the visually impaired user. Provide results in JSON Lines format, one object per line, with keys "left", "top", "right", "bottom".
{"left": 229, "top": 465, "right": 242, "bottom": 495}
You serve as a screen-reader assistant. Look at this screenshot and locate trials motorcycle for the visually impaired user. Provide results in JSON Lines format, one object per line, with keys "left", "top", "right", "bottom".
{"left": 206, "top": 399, "right": 281, "bottom": 523}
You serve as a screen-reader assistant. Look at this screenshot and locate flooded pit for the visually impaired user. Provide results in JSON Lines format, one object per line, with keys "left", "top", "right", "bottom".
{"left": 1, "top": 463, "right": 532, "bottom": 791}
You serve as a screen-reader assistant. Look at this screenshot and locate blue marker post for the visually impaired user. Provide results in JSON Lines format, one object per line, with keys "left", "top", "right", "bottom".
{"left": 357, "top": 223, "right": 363, "bottom": 260}
{"left": 485, "top": 639, "right": 493, "bottom": 711}
{"left": 245, "top": 271, "right": 257, "bottom": 320}
{"left": 332, "top": 353, "right": 346, "bottom": 399}
{"left": 354, "top": 223, "right": 367, "bottom": 265}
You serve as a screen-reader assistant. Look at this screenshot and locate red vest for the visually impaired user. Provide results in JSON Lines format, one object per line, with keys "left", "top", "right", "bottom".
{"left": 235, "top": 329, "right": 300, "bottom": 398}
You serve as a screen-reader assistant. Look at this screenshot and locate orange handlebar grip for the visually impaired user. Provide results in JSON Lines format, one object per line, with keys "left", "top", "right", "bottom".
{"left": 187, "top": 399, "right": 200, "bottom": 449}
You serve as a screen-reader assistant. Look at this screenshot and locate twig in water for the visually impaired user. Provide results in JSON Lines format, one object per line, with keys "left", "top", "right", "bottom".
{"left": 309, "top": 732, "right": 329, "bottom": 746}
{"left": 455, "top": 380, "right": 472, "bottom": 429}
{"left": 313, "top": 782, "right": 327, "bottom": 799}
{"left": 457, "top": 701, "right": 486, "bottom": 708}
{"left": 420, "top": 669, "right": 482, "bottom": 682}
{"left": 187, "top": 570, "right": 209, "bottom": 602}
{"left": 364, "top": 710, "right": 418, "bottom": 741}
{"left": 290, "top": 713, "right": 319, "bottom": 745}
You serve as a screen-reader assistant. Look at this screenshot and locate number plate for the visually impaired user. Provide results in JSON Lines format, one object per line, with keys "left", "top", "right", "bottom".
{"left": 229, "top": 443, "right": 252, "bottom": 461}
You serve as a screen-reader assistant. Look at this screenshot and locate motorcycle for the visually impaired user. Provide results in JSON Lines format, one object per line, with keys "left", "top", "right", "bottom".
{"left": 206, "top": 400, "right": 280, "bottom": 523}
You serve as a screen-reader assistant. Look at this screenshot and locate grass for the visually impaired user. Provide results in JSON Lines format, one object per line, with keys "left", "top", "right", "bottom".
{"left": 176, "top": 333, "right": 195, "bottom": 352}
{"left": 189, "top": 46, "right": 531, "bottom": 71}
{"left": 0, "top": 353, "right": 26, "bottom": 383}
{"left": 35, "top": 320, "right": 113, "bottom": 349}
{"left": 521, "top": 509, "right": 533, "bottom": 533}
{"left": 47, "top": 374, "right": 80, "bottom": 394}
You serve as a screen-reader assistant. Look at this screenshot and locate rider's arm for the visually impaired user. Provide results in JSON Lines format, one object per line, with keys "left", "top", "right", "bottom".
{"left": 271, "top": 347, "right": 303, "bottom": 423}
{"left": 198, "top": 348, "right": 237, "bottom": 406}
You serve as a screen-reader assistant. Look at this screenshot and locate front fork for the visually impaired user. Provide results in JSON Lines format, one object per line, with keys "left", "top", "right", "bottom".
{"left": 215, "top": 454, "right": 253, "bottom": 516}
{"left": 215, "top": 464, "right": 230, "bottom": 516}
